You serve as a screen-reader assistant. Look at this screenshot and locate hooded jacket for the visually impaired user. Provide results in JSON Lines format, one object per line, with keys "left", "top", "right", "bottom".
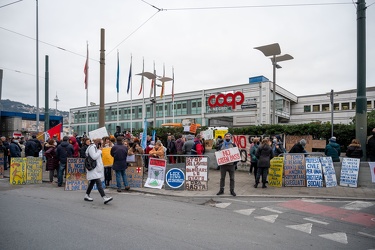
{"left": 69, "top": 136, "right": 80, "bottom": 158}
{"left": 86, "top": 144, "right": 104, "bottom": 181}
{"left": 346, "top": 143, "right": 363, "bottom": 159}
{"left": 56, "top": 141, "right": 74, "bottom": 164}
{"left": 325, "top": 141, "right": 341, "bottom": 162}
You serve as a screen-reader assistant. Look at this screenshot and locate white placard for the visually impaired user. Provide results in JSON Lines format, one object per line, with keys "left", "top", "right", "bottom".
{"left": 320, "top": 157, "right": 337, "bottom": 187}
{"left": 305, "top": 157, "right": 323, "bottom": 187}
{"left": 340, "top": 158, "right": 360, "bottom": 187}
{"left": 144, "top": 158, "right": 166, "bottom": 189}
{"left": 215, "top": 147, "right": 241, "bottom": 166}
{"left": 88, "top": 127, "right": 108, "bottom": 140}
{"left": 368, "top": 162, "right": 375, "bottom": 183}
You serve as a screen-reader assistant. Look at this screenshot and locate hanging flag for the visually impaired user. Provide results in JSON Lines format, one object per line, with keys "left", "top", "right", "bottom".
{"left": 149, "top": 79, "right": 154, "bottom": 98}
{"left": 172, "top": 67, "right": 175, "bottom": 102}
{"left": 84, "top": 43, "right": 89, "bottom": 89}
{"left": 141, "top": 119, "right": 148, "bottom": 149}
{"left": 127, "top": 58, "right": 132, "bottom": 94}
{"left": 152, "top": 130, "right": 156, "bottom": 142}
{"left": 47, "top": 123, "right": 62, "bottom": 141}
{"left": 116, "top": 51, "right": 120, "bottom": 93}
{"left": 138, "top": 58, "right": 144, "bottom": 95}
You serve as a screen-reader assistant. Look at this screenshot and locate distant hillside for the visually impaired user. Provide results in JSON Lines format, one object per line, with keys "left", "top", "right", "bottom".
{"left": 0, "top": 99, "right": 69, "bottom": 117}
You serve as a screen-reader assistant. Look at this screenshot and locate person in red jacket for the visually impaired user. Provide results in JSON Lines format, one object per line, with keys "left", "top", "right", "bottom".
{"left": 69, "top": 136, "right": 80, "bottom": 158}
{"left": 192, "top": 135, "right": 204, "bottom": 155}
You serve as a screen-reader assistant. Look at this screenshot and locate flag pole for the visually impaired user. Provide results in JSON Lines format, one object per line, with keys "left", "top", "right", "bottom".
{"left": 116, "top": 50, "right": 120, "bottom": 127}
{"left": 85, "top": 42, "right": 89, "bottom": 136}
{"left": 130, "top": 54, "right": 133, "bottom": 134}
{"left": 141, "top": 57, "right": 145, "bottom": 123}
{"left": 172, "top": 66, "right": 175, "bottom": 123}
{"left": 162, "top": 63, "right": 165, "bottom": 124}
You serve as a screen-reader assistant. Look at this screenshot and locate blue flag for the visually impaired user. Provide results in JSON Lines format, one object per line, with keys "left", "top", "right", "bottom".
{"left": 152, "top": 130, "right": 156, "bottom": 142}
{"left": 141, "top": 119, "right": 147, "bottom": 149}
{"left": 116, "top": 52, "right": 120, "bottom": 93}
{"left": 127, "top": 60, "right": 132, "bottom": 94}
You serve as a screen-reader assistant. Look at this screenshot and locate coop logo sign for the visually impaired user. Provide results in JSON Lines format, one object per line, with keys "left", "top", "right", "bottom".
{"left": 208, "top": 91, "right": 245, "bottom": 109}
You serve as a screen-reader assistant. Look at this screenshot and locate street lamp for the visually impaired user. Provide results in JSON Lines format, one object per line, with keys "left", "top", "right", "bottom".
{"left": 254, "top": 43, "right": 293, "bottom": 124}
{"left": 136, "top": 72, "right": 157, "bottom": 127}
{"left": 158, "top": 76, "right": 173, "bottom": 124}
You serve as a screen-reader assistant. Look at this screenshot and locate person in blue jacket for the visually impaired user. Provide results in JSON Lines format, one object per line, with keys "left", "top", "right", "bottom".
{"left": 325, "top": 137, "right": 341, "bottom": 162}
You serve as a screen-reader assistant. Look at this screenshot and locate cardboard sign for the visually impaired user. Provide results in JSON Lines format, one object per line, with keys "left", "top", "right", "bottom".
{"left": 269, "top": 157, "right": 283, "bottom": 187}
{"left": 320, "top": 157, "right": 337, "bottom": 187}
{"left": 10, "top": 158, "right": 27, "bottom": 185}
{"left": 340, "top": 158, "right": 360, "bottom": 187}
{"left": 65, "top": 158, "right": 87, "bottom": 191}
{"left": 215, "top": 147, "right": 241, "bottom": 166}
{"left": 185, "top": 156, "right": 208, "bottom": 191}
{"left": 144, "top": 158, "right": 166, "bottom": 189}
{"left": 283, "top": 154, "right": 306, "bottom": 187}
{"left": 88, "top": 127, "right": 108, "bottom": 140}
{"left": 0, "top": 152, "right": 4, "bottom": 179}
{"left": 305, "top": 157, "right": 323, "bottom": 187}
{"left": 26, "top": 157, "right": 43, "bottom": 184}
{"left": 369, "top": 162, "right": 375, "bottom": 183}
{"left": 101, "top": 147, "right": 114, "bottom": 167}
{"left": 126, "top": 166, "right": 143, "bottom": 188}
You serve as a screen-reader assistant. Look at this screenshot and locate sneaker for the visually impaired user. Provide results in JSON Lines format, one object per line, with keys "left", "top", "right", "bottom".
{"left": 117, "top": 188, "right": 122, "bottom": 192}
{"left": 103, "top": 196, "right": 113, "bottom": 204}
{"left": 125, "top": 186, "right": 130, "bottom": 191}
{"left": 84, "top": 194, "right": 93, "bottom": 202}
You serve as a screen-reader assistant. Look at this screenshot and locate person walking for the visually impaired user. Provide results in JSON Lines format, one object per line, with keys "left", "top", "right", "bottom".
{"left": 255, "top": 138, "right": 274, "bottom": 188}
{"left": 110, "top": 136, "right": 130, "bottom": 192}
{"left": 250, "top": 137, "right": 260, "bottom": 179}
{"left": 84, "top": 138, "right": 113, "bottom": 204}
{"left": 44, "top": 139, "right": 59, "bottom": 183}
{"left": 325, "top": 137, "right": 341, "bottom": 162}
{"left": 346, "top": 138, "right": 363, "bottom": 159}
{"left": 216, "top": 133, "right": 238, "bottom": 197}
{"left": 56, "top": 136, "right": 74, "bottom": 187}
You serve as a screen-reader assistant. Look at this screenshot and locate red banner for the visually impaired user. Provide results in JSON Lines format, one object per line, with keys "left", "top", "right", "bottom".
{"left": 47, "top": 123, "right": 62, "bottom": 141}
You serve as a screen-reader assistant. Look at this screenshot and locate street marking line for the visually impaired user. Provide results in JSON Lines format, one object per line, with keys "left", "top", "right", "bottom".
{"left": 262, "top": 207, "right": 283, "bottom": 214}
{"left": 303, "top": 217, "right": 329, "bottom": 225}
{"left": 358, "top": 231, "right": 375, "bottom": 239}
{"left": 286, "top": 223, "right": 312, "bottom": 234}
{"left": 222, "top": 198, "right": 248, "bottom": 203}
{"left": 255, "top": 214, "right": 278, "bottom": 223}
{"left": 215, "top": 203, "right": 231, "bottom": 209}
{"left": 341, "top": 201, "right": 374, "bottom": 211}
{"left": 319, "top": 232, "right": 348, "bottom": 244}
{"left": 301, "top": 198, "right": 324, "bottom": 203}
{"left": 234, "top": 208, "right": 256, "bottom": 216}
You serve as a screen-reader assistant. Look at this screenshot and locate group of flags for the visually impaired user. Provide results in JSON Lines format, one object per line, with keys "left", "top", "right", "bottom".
{"left": 83, "top": 45, "right": 174, "bottom": 101}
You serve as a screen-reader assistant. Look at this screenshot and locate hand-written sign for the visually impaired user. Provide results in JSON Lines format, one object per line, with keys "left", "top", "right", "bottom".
{"left": 283, "top": 154, "right": 306, "bottom": 187}
{"left": 26, "top": 157, "right": 43, "bottom": 184}
{"left": 65, "top": 158, "right": 87, "bottom": 191}
{"left": 185, "top": 156, "right": 208, "bottom": 191}
{"left": 320, "top": 157, "right": 337, "bottom": 187}
{"left": 10, "top": 158, "right": 27, "bottom": 185}
{"left": 144, "top": 158, "right": 166, "bottom": 189}
{"left": 215, "top": 147, "right": 241, "bottom": 166}
{"left": 305, "top": 157, "right": 323, "bottom": 187}
{"left": 126, "top": 166, "right": 143, "bottom": 188}
{"left": 0, "top": 152, "right": 4, "bottom": 179}
{"left": 269, "top": 157, "right": 283, "bottom": 187}
{"left": 340, "top": 158, "right": 360, "bottom": 187}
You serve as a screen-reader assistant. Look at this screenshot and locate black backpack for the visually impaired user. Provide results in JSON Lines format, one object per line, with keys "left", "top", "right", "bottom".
{"left": 84, "top": 145, "right": 97, "bottom": 171}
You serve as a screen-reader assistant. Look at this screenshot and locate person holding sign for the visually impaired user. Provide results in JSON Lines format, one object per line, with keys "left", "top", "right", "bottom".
{"left": 85, "top": 138, "right": 113, "bottom": 204}
{"left": 216, "top": 133, "right": 238, "bottom": 196}
{"left": 255, "top": 138, "right": 274, "bottom": 188}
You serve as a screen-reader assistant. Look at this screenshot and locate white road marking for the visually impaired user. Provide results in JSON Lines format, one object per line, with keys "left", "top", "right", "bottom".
{"left": 301, "top": 198, "right": 324, "bottom": 203}
{"left": 262, "top": 207, "right": 283, "bottom": 214}
{"left": 222, "top": 198, "right": 248, "bottom": 203}
{"left": 286, "top": 223, "right": 312, "bottom": 234}
{"left": 319, "top": 232, "right": 348, "bottom": 244}
{"left": 303, "top": 217, "right": 329, "bottom": 225}
{"left": 255, "top": 214, "right": 278, "bottom": 223}
{"left": 215, "top": 202, "right": 231, "bottom": 209}
{"left": 234, "top": 208, "right": 256, "bottom": 216}
{"left": 358, "top": 231, "right": 375, "bottom": 239}
{"left": 341, "top": 201, "right": 374, "bottom": 211}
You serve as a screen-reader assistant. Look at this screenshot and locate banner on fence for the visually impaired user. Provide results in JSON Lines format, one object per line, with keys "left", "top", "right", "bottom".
{"left": 165, "top": 164, "right": 185, "bottom": 190}
{"left": 144, "top": 158, "right": 166, "bottom": 189}
{"left": 340, "top": 158, "right": 360, "bottom": 187}
{"left": 65, "top": 158, "right": 87, "bottom": 191}
{"left": 185, "top": 157, "right": 208, "bottom": 191}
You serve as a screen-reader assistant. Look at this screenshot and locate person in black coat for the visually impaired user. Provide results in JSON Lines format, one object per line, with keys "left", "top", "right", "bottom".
{"left": 346, "top": 138, "right": 363, "bottom": 159}
{"left": 289, "top": 139, "right": 307, "bottom": 154}
{"left": 255, "top": 138, "right": 274, "bottom": 188}
{"left": 9, "top": 138, "right": 22, "bottom": 157}
{"left": 56, "top": 136, "right": 74, "bottom": 187}
{"left": 110, "top": 136, "right": 129, "bottom": 192}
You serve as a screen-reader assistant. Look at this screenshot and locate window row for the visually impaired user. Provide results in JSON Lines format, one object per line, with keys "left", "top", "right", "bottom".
{"left": 303, "top": 100, "right": 373, "bottom": 112}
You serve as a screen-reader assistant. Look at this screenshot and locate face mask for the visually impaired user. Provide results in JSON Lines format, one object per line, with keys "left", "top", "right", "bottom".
{"left": 14, "top": 140, "right": 19, "bottom": 143}
{"left": 225, "top": 139, "right": 230, "bottom": 142}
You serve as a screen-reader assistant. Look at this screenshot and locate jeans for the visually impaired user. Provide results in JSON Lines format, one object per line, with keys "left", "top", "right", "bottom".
{"left": 58, "top": 162, "right": 66, "bottom": 186}
{"left": 256, "top": 167, "right": 269, "bottom": 184}
{"left": 86, "top": 179, "right": 105, "bottom": 197}
{"left": 219, "top": 164, "right": 235, "bottom": 190}
{"left": 115, "top": 170, "right": 128, "bottom": 188}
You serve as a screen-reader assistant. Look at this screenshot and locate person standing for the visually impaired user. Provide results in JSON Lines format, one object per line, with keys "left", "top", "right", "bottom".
{"left": 346, "top": 139, "right": 363, "bottom": 159}
{"left": 289, "top": 139, "right": 307, "bottom": 154}
{"left": 128, "top": 140, "right": 144, "bottom": 168}
{"left": 175, "top": 134, "right": 185, "bottom": 163}
{"left": 367, "top": 128, "right": 375, "bottom": 161}
{"left": 80, "top": 138, "right": 91, "bottom": 158}
{"left": 255, "top": 138, "right": 274, "bottom": 188}
{"left": 9, "top": 138, "right": 21, "bottom": 158}
{"left": 325, "top": 137, "right": 341, "bottom": 162}
{"left": 56, "top": 136, "right": 74, "bottom": 187}
{"left": 110, "top": 136, "right": 130, "bottom": 192}
{"left": 250, "top": 137, "right": 260, "bottom": 179}
{"left": 84, "top": 138, "right": 113, "bottom": 204}
{"left": 149, "top": 141, "right": 165, "bottom": 159}
{"left": 216, "top": 133, "right": 237, "bottom": 197}
{"left": 182, "top": 135, "right": 194, "bottom": 155}
{"left": 44, "top": 139, "right": 59, "bottom": 183}
{"left": 166, "top": 135, "right": 176, "bottom": 163}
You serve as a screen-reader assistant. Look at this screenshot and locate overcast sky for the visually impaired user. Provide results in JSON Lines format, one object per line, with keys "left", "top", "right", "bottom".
{"left": 1, "top": 0, "right": 374, "bottom": 111}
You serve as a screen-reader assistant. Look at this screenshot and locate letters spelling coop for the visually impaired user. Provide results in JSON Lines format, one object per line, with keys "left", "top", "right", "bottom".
{"left": 208, "top": 91, "right": 244, "bottom": 109}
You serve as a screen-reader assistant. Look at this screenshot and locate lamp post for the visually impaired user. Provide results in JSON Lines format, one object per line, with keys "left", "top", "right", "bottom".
{"left": 136, "top": 72, "right": 157, "bottom": 127}
{"left": 158, "top": 76, "right": 173, "bottom": 124}
{"left": 254, "top": 43, "right": 293, "bottom": 124}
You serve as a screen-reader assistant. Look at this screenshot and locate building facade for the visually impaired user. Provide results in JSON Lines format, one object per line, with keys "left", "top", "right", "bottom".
{"left": 69, "top": 77, "right": 375, "bottom": 136}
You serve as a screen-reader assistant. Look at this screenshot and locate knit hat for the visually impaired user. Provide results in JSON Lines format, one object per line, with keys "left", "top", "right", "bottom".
{"left": 329, "top": 137, "right": 336, "bottom": 142}
{"left": 300, "top": 139, "right": 306, "bottom": 147}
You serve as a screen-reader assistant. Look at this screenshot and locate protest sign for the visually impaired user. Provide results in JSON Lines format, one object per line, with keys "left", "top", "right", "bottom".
{"left": 269, "top": 157, "right": 283, "bottom": 187}
{"left": 101, "top": 147, "right": 114, "bottom": 167}
{"left": 165, "top": 164, "right": 185, "bottom": 190}
{"left": 369, "top": 162, "right": 375, "bottom": 183}
{"left": 26, "top": 157, "right": 43, "bottom": 184}
{"left": 340, "top": 158, "right": 360, "bottom": 187}
{"left": 185, "top": 156, "right": 208, "bottom": 191}
{"left": 215, "top": 147, "right": 241, "bottom": 166}
{"left": 305, "top": 157, "right": 323, "bottom": 187}
{"left": 126, "top": 166, "right": 143, "bottom": 188}
{"left": 65, "top": 158, "right": 87, "bottom": 191}
{"left": 10, "top": 158, "right": 27, "bottom": 185}
{"left": 284, "top": 154, "right": 306, "bottom": 187}
{"left": 320, "top": 157, "right": 337, "bottom": 187}
{"left": 88, "top": 127, "right": 108, "bottom": 140}
{"left": 144, "top": 158, "right": 166, "bottom": 189}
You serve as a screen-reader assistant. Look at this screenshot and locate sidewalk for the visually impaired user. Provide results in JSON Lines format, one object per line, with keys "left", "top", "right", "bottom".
{"left": 3, "top": 168, "right": 375, "bottom": 200}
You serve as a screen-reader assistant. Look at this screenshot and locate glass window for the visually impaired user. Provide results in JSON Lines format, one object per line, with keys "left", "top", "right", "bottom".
{"left": 304, "top": 105, "right": 311, "bottom": 112}
{"left": 352, "top": 102, "right": 356, "bottom": 110}
{"left": 312, "top": 105, "right": 320, "bottom": 112}
{"left": 322, "top": 104, "right": 329, "bottom": 111}
{"left": 341, "top": 102, "right": 349, "bottom": 110}
{"left": 334, "top": 103, "right": 339, "bottom": 110}
{"left": 367, "top": 101, "right": 372, "bottom": 109}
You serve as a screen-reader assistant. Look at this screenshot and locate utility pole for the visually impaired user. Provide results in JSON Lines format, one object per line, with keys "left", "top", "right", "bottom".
{"left": 356, "top": 0, "right": 367, "bottom": 160}
{"left": 44, "top": 55, "right": 50, "bottom": 131}
{"left": 99, "top": 28, "right": 105, "bottom": 128}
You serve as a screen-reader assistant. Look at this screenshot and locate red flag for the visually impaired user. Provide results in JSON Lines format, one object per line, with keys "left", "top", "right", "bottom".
{"left": 47, "top": 123, "right": 62, "bottom": 141}
{"left": 84, "top": 43, "right": 89, "bottom": 89}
